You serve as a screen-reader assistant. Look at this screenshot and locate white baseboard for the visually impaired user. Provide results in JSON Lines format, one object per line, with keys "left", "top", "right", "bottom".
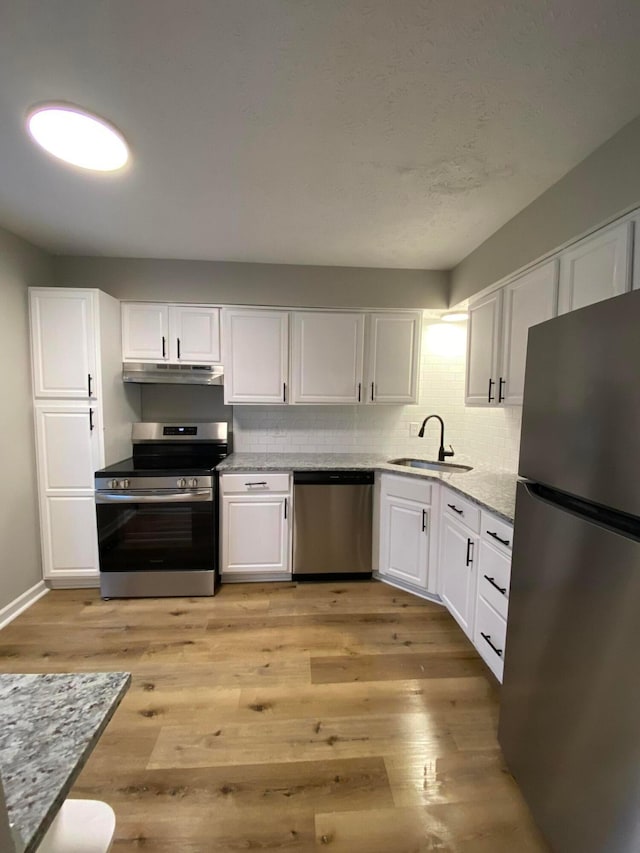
{"left": 0, "top": 581, "right": 49, "bottom": 630}
{"left": 372, "top": 572, "right": 444, "bottom": 606}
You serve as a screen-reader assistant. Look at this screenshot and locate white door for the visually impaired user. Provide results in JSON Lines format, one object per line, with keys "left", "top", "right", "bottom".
{"left": 558, "top": 221, "right": 632, "bottom": 315}
{"left": 30, "top": 289, "right": 97, "bottom": 399}
{"left": 35, "top": 403, "right": 103, "bottom": 492}
{"left": 221, "top": 495, "right": 290, "bottom": 575}
{"left": 121, "top": 303, "right": 169, "bottom": 361}
{"left": 440, "top": 516, "right": 477, "bottom": 639}
{"left": 366, "top": 312, "right": 421, "bottom": 404}
{"left": 34, "top": 403, "right": 103, "bottom": 581}
{"left": 291, "top": 311, "right": 365, "bottom": 404}
{"left": 465, "top": 291, "right": 502, "bottom": 406}
{"left": 379, "top": 493, "right": 429, "bottom": 589}
{"left": 223, "top": 310, "right": 289, "bottom": 404}
{"left": 500, "top": 260, "right": 558, "bottom": 405}
{"left": 169, "top": 306, "right": 221, "bottom": 363}
{"left": 42, "top": 496, "right": 100, "bottom": 578}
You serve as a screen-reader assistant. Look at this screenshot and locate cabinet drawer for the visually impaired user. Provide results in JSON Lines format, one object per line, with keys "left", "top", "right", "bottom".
{"left": 442, "top": 489, "right": 480, "bottom": 532}
{"left": 480, "top": 512, "right": 513, "bottom": 552}
{"left": 381, "top": 473, "right": 432, "bottom": 505}
{"left": 221, "top": 473, "right": 291, "bottom": 494}
{"left": 477, "top": 541, "right": 510, "bottom": 620}
{"left": 474, "top": 596, "right": 507, "bottom": 682}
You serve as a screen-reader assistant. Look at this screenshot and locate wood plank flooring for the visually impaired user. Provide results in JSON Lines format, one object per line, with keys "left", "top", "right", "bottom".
{"left": 0, "top": 581, "right": 549, "bottom": 852}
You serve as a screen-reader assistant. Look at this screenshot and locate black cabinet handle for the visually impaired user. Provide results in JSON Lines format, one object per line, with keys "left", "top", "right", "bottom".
{"left": 487, "top": 530, "right": 510, "bottom": 547}
{"left": 358, "top": 382, "right": 361, "bottom": 402}
{"left": 245, "top": 481, "right": 268, "bottom": 487}
{"left": 488, "top": 378, "right": 495, "bottom": 402}
{"left": 87, "top": 373, "right": 93, "bottom": 398}
{"left": 162, "top": 336, "right": 166, "bottom": 358}
{"left": 480, "top": 632, "right": 503, "bottom": 658}
{"left": 89, "top": 408, "right": 94, "bottom": 431}
{"left": 284, "top": 497, "right": 288, "bottom": 519}
{"left": 422, "top": 509, "right": 427, "bottom": 532}
{"left": 466, "top": 538, "right": 474, "bottom": 566}
{"left": 371, "top": 382, "right": 375, "bottom": 401}
{"left": 448, "top": 503, "right": 463, "bottom": 515}
{"left": 498, "top": 377, "right": 505, "bottom": 403}
{"left": 177, "top": 338, "right": 181, "bottom": 359}
{"left": 484, "top": 575, "right": 507, "bottom": 596}
{"left": 283, "top": 382, "right": 287, "bottom": 403}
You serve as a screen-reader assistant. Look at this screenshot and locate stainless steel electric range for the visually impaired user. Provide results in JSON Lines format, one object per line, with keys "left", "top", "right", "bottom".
{"left": 94, "top": 422, "right": 229, "bottom": 598}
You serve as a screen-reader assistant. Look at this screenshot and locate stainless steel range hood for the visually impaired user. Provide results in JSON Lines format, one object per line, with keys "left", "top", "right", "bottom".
{"left": 122, "top": 362, "right": 224, "bottom": 385}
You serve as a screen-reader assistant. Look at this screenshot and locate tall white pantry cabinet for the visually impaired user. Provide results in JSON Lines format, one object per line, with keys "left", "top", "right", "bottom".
{"left": 29, "top": 288, "right": 140, "bottom": 587}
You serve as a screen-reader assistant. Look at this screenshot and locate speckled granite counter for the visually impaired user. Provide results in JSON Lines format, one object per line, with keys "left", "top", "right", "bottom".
{"left": 0, "top": 672, "right": 130, "bottom": 853}
{"left": 217, "top": 453, "right": 517, "bottom": 522}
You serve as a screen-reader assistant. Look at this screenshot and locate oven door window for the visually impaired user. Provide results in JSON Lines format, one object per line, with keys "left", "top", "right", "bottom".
{"left": 97, "top": 500, "right": 214, "bottom": 572}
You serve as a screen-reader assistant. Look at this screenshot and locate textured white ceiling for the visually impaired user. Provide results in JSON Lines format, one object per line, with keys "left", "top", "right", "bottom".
{"left": 1, "top": 0, "right": 640, "bottom": 268}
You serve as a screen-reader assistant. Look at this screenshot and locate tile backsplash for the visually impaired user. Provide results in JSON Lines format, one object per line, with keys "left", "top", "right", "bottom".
{"left": 233, "top": 316, "right": 523, "bottom": 473}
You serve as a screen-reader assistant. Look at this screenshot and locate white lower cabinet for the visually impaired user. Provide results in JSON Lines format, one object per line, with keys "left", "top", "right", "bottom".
{"left": 439, "top": 515, "right": 478, "bottom": 639}
{"left": 474, "top": 595, "right": 508, "bottom": 682}
{"left": 220, "top": 473, "right": 291, "bottom": 580}
{"left": 378, "top": 475, "right": 436, "bottom": 594}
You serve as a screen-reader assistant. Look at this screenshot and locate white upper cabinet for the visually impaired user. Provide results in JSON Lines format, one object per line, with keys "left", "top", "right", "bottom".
{"left": 465, "top": 291, "right": 502, "bottom": 406}
{"left": 121, "top": 303, "right": 169, "bottom": 361}
{"left": 223, "top": 309, "right": 289, "bottom": 404}
{"left": 291, "top": 311, "right": 365, "bottom": 404}
{"left": 500, "top": 260, "right": 558, "bottom": 406}
{"left": 122, "top": 303, "right": 221, "bottom": 363}
{"left": 365, "top": 312, "right": 421, "bottom": 404}
{"left": 558, "top": 221, "right": 632, "bottom": 315}
{"left": 169, "top": 306, "right": 221, "bottom": 364}
{"left": 30, "top": 289, "right": 97, "bottom": 399}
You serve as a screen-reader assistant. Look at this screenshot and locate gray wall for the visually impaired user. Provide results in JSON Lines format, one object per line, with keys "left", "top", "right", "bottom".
{"left": 450, "top": 114, "right": 640, "bottom": 305}
{"left": 140, "top": 385, "right": 232, "bottom": 428}
{"left": 52, "top": 257, "right": 449, "bottom": 310}
{"left": 0, "top": 227, "right": 52, "bottom": 612}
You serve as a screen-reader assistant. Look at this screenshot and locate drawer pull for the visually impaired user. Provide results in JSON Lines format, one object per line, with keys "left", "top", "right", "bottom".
{"left": 245, "top": 481, "right": 268, "bottom": 487}
{"left": 484, "top": 575, "right": 507, "bottom": 596}
{"left": 487, "top": 530, "right": 510, "bottom": 547}
{"left": 480, "top": 632, "right": 503, "bottom": 658}
{"left": 448, "top": 503, "right": 464, "bottom": 515}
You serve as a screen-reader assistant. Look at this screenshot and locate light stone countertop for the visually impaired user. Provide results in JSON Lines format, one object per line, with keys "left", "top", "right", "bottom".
{"left": 216, "top": 453, "right": 517, "bottom": 522}
{"left": 0, "top": 672, "right": 130, "bottom": 853}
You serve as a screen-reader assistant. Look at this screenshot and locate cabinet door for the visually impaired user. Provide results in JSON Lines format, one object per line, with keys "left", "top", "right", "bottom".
{"left": 41, "top": 495, "right": 99, "bottom": 579}
{"left": 440, "top": 516, "right": 477, "bottom": 639}
{"left": 366, "top": 312, "right": 421, "bottom": 404}
{"left": 169, "top": 306, "right": 221, "bottom": 364}
{"left": 558, "top": 221, "right": 631, "bottom": 315}
{"left": 465, "top": 291, "right": 502, "bottom": 406}
{"left": 379, "top": 493, "right": 429, "bottom": 589}
{"left": 121, "top": 303, "right": 169, "bottom": 361}
{"left": 500, "top": 260, "right": 558, "bottom": 405}
{"left": 221, "top": 495, "right": 290, "bottom": 575}
{"left": 223, "top": 310, "right": 289, "bottom": 404}
{"left": 291, "top": 312, "right": 365, "bottom": 404}
{"left": 30, "top": 289, "right": 97, "bottom": 399}
{"left": 35, "top": 403, "right": 103, "bottom": 493}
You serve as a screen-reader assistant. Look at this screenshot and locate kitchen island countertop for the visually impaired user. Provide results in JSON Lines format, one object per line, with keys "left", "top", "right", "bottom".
{"left": 0, "top": 672, "right": 130, "bottom": 853}
{"left": 217, "top": 453, "right": 517, "bottom": 522}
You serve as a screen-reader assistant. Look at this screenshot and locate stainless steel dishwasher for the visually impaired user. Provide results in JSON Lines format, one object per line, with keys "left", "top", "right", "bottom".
{"left": 292, "top": 470, "right": 374, "bottom": 580}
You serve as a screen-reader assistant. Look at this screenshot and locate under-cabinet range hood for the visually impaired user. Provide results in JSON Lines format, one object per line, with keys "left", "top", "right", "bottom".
{"left": 122, "top": 362, "right": 224, "bottom": 385}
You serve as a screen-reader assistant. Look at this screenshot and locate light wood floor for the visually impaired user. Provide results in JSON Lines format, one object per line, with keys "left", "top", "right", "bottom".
{"left": 0, "top": 581, "right": 548, "bottom": 852}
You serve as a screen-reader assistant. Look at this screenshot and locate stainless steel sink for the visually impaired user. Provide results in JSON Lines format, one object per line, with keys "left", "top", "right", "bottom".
{"left": 388, "top": 458, "right": 473, "bottom": 473}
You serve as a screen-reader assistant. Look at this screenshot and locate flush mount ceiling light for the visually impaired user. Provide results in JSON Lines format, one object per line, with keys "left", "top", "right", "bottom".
{"left": 441, "top": 311, "right": 468, "bottom": 323}
{"left": 27, "top": 103, "right": 129, "bottom": 172}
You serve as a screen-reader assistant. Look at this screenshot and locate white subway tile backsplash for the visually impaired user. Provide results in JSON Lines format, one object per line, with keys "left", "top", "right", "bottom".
{"left": 233, "top": 316, "right": 522, "bottom": 473}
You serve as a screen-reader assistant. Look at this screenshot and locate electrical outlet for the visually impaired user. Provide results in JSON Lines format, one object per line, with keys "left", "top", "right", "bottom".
{"left": 409, "top": 422, "right": 420, "bottom": 437}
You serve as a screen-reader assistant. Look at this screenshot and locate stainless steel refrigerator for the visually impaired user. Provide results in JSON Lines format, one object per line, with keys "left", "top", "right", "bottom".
{"left": 499, "top": 288, "right": 640, "bottom": 853}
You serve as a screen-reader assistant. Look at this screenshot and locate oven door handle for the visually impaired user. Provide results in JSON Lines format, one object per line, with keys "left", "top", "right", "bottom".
{"left": 95, "top": 489, "right": 213, "bottom": 504}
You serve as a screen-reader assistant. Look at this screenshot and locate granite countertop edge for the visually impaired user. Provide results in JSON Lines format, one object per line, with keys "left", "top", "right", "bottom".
{"left": 217, "top": 453, "right": 517, "bottom": 523}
